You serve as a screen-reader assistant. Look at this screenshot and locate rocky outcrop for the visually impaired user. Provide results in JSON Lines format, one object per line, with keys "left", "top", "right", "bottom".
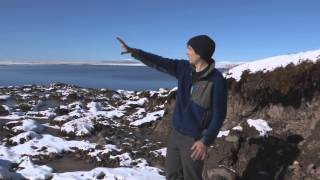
{"left": 152, "top": 60, "right": 320, "bottom": 180}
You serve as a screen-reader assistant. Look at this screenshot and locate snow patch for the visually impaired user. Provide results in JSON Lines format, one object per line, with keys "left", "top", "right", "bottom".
{"left": 130, "top": 110, "right": 165, "bottom": 126}
{"left": 247, "top": 118, "right": 272, "bottom": 136}
{"left": 61, "top": 116, "right": 94, "bottom": 136}
{"left": 151, "top": 147, "right": 167, "bottom": 157}
{"left": 22, "top": 119, "right": 45, "bottom": 133}
{"left": 0, "top": 95, "right": 11, "bottom": 100}
{"left": 217, "top": 130, "right": 230, "bottom": 138}
{"left": 224, "top": 49, "right": 320, "bottom": 81}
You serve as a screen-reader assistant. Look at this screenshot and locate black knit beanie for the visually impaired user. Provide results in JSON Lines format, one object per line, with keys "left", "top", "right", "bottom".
{"left": 187, "top": 35, "right": 215, "bottom": 64}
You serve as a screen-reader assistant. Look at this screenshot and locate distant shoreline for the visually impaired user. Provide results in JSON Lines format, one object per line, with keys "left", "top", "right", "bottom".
{"left": 0, "top": 61, "right": 145, "bottom": 66}
{"left": 0, "top": 60, "right": 243, "bottom": 69}
{"left": 0, "top": 63, "right": 145, "bottom": 66}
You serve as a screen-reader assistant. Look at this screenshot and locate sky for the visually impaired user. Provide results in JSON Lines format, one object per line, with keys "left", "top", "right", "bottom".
{"left": 0, "top": 0, "right": 319, "bottom": 62}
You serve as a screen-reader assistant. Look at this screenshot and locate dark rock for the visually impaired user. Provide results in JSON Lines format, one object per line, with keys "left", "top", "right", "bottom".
{"left": 0, "top": 105, "right": 9, "bottom": 116}
{"left": 96, "top": 171, "right": 105, "bottom": 179}
{"left": 16, "top": 103, "right": 32, "bottom": 112}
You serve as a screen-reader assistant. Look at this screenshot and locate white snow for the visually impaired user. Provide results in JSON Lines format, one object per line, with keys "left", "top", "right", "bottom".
{"left": 126, "top": 97, "right": 148, "bottom": 106}
{"left": 224, "top": 49, "right": 320, "bottom": 81}
{"left": 52, "top": 115, "right": 70, "bottom": 123}
{"left": 17, "top": 156, "right": 54, "bottom": 180}
{"left": 56, "top": 88, "right": 77, "bottom": 97}
{"left": 87, "top": 101, "right": 103, "bottom": 114}
{"left": 88, "top": 144, "right": 121, "bottom": 161}
{"left": 61, "top": 116, "right": 95, "bottom": 136}
{"left": 111, "top": 152, "right": 133, "bottom": 166}
{"left": 217, "top": 130, "right": 230, "bottom": 138}
{"left": 149, "top": 88, "right": 171, "bottom": 97}
{"left": 87, "top": 101, "right": 124, "bottom": 119}
{"left": 0, "top": 133, "right": 95, "bottom": 163}
{"left": 116, "top": 89, "right": 135, "bottom": 99}
{"left": 0, "top": 95, "right": 11, "bottom": 100}
{"left": 1, "top": 105, "right": 10, "bottom": 111}
{"left": 126, "top": 107, "right": 146, "bottom": 122}
{"left": 26, "top": 109, "right": 56, "bottom": 120}
{"left": 215, "top": 61, "right": 245, "bottom": 69}
{"left": 232, "top": 125, "right": 243, "bottom": 131}
{"left": 60, "top": 101, "right": 126, "bottom": 136}
{"left": 247, "top": 118, "right": 272, "bottom": 136}
{"left": 9, "top": 131, "right": 42, "bottom": 144}
{"left": 151, "top": 147, "right": 167, "bottom": 157}
{"left": 51, "top": 166, "right": 165, "bottom": 180}
{"left": 130, "top": 110, "right": 165, "bottom": 126}
{"left": 0, "top": 112, "right": 24, "bottom": 120}
{"left": 21, "top": 119, "right": 45, "bottom": 133}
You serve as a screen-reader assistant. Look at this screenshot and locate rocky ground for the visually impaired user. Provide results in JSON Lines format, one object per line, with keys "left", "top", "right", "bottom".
{"left": 1, "top": 60, "right": 320, "bottom": 180}
{"left": 0, "top": 83, "right": 171, "bottom": 179}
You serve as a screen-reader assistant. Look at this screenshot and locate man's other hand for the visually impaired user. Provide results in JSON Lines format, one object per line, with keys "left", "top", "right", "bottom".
{"left": 191, "top": 140, "right": 207, "bottom": 160}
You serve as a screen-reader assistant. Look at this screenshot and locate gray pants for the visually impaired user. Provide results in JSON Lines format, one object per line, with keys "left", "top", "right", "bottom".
{"left": 165, "top": 127, "right": 204, "bottom": 180}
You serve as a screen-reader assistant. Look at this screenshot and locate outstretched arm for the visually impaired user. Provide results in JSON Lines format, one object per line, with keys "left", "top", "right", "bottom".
{"left": 130, "top": 48, "right": 185, "bottom": 79}
{"left": 201, "top": 75, "right": 228, "bottom": 147}
{"left": 116, "top": 37, "right": 186, "bottom": 79}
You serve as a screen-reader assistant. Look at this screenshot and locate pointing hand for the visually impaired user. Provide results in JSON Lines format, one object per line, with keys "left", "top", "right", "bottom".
{"left": 116, "top": 37, "right": 133, "bottom": 55}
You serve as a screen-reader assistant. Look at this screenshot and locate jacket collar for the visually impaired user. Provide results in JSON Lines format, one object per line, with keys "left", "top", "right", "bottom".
{"left": 191, "top": 59, "right": 216, "bottom": 79}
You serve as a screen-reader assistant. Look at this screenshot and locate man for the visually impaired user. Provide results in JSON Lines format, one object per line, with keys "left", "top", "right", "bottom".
{"left": 117, "top": 35, "right": 228, "bottom": 180}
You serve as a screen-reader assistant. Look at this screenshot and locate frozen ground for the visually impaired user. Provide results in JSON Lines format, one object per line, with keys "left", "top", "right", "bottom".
{"left": 0, "top": 83, "right": 272, "bottom": 179}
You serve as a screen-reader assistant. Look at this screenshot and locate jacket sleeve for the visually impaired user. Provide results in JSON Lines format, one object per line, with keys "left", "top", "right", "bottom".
{"left": 130, "top": 48, "right": 186, "bottom": 79}
{"left": 201, "top": 75, "right": 228, "bottom": 147}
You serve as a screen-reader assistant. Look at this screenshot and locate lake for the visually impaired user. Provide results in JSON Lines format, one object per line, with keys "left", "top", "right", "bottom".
{"left": 0, "top": 64, "right": 225, "bottom": 91}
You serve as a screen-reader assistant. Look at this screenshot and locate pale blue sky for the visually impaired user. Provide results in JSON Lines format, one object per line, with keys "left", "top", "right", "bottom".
{"left": 0, "top": 0, "right": 319, "bottom": 62}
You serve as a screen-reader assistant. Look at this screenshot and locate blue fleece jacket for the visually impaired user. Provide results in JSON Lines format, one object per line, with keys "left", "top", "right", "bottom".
{"left": 130, "top": 48, "right": 228, "bottom": 147}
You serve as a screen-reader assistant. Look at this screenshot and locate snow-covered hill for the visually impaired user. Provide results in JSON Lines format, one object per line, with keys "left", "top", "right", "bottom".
{"left": 223, "top": 49, "right": 320, "bottom": 81}
{"left": 215, "top": 61, "right": 245, "bottom": 69}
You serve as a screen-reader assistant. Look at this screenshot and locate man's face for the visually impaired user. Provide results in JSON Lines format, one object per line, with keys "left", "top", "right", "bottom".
{"left": 186, "top": 45, "right": 201, "bottom": 65}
